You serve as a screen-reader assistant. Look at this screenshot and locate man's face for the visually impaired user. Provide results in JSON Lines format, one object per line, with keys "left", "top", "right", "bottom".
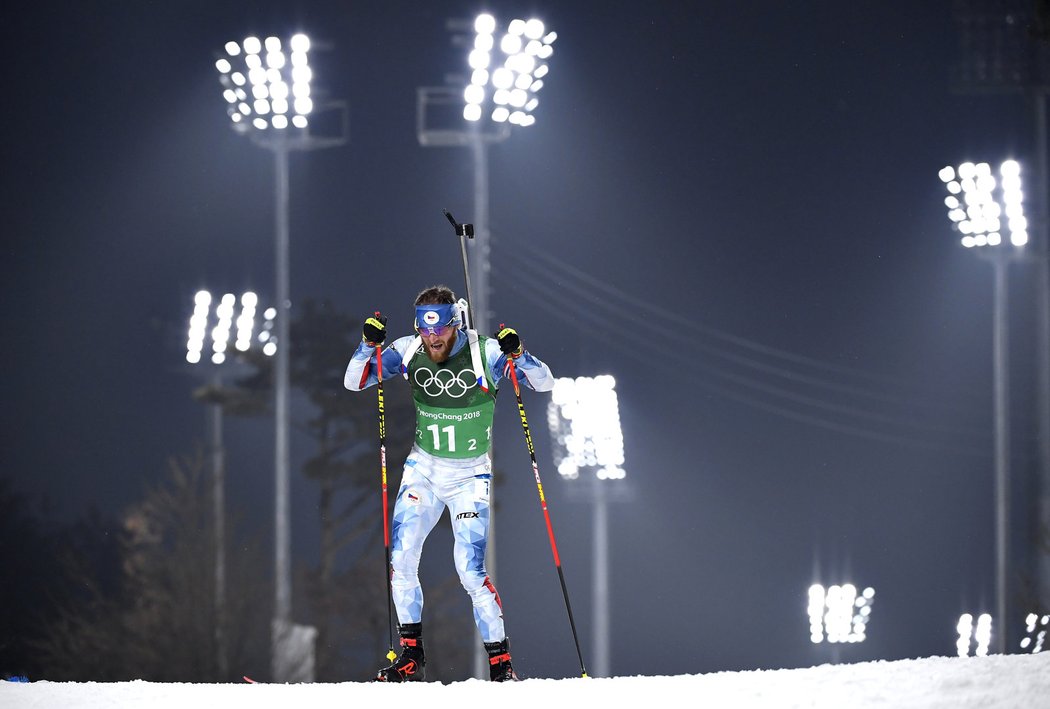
{"left": 422, "top": 327, "right": 457, "bottom": 363}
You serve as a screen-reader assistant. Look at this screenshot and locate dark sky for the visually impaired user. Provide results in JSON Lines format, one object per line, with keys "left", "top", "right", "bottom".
{"left": 2, "top": 0, "right": 1045, "bottom": 679}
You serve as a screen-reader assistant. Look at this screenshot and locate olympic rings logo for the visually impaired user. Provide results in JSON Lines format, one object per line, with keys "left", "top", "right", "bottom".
{"left": 414, "top": 367, "right": 476, "bottom": 398}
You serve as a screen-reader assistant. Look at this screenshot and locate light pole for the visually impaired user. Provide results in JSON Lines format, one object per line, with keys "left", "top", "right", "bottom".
{"left": 547, "top": 375, "right": 626, "bottom": 678}
{"left": 939, "top": 159, "right": 1029, "bottom": 654}
{"left": 214, "top": 32, "right": 344, "bottom": 682}
{"left": 185, "top": 289, "right": 273, "bottom": 678}
{"left": 417, "top": 12, "right": 556, "bottom": 678}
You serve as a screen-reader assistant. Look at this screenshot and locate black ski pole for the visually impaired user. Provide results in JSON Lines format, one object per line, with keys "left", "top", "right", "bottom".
{"left": 373, "top": 314, "right": 397, "bottom": 663}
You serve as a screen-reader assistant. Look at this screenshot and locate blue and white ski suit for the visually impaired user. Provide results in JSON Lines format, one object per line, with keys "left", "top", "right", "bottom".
{"left": 344, "top": 328, "right": 553, "bottom": 643}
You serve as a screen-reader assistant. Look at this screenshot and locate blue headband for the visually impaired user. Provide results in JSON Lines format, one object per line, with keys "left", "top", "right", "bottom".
{"left": 414, "top": 303, "right": 461, "bottom": 334}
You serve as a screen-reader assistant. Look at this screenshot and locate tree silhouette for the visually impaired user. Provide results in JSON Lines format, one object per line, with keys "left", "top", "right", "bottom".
{"left": 33, "top": 453, "right": 269, "bottom": 681}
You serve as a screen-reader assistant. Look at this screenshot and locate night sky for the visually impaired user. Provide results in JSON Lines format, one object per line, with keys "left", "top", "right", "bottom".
{"left": 2, "top": 0, "right": 1045, "bottom": 679}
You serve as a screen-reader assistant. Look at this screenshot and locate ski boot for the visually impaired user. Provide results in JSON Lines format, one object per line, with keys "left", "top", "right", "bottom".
{"left": 374, "top": 623, "right": 425, "bottom": 682}
{"left": 485, "top": 638, "right": 518, "bottom": 682}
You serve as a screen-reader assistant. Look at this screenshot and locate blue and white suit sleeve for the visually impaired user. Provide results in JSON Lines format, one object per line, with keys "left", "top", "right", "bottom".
{"left": 486, "top": 338, "right": 555, "bottom": 392}
{"left": 344, "top": 335, "right": 415, "bottom": 391}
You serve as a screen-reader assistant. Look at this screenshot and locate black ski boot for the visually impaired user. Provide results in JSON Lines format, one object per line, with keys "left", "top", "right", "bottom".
{"left": 374, "top": 623, "right": 425, "bottom": 682}
{"left": 485, "top": 638, "right": 518, "bottom": 682}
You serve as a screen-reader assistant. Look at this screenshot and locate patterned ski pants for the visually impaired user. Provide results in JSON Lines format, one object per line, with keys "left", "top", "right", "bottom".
{"left": 390, "top": 447, "right": 506, "bottom": 643}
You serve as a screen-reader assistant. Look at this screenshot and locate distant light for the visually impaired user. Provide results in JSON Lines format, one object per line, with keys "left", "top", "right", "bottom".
{"left": 187, "top": 290, "right": 267, "bottom": 365}
{"left": 1019, "top": 612, "right": 1048, "bottom": 653}
{"left": 939, "top": 159, "right": 1026, "bottom": 250}
{"left": 975, "top": 614, "right": 993, "bottom": 656}
{"left": 464, "top": 104, "right": 482, "bottom": 121}
{"left": 524, "top": 19, "right": 545, "bottom": 40}
{"left": 957, "top": 612, "right": 993, "bottom": 656}
{"left": 807, "top": 583, "right": 874, "bottom": 644}
{"left": 217, "top": 32, "right": 313, "bottom": 130}
{"left": 267, "top": 51, "right": 286, "bottom": 70}
{"left": 500, "top": 33, "right": 523, "bottom": 55}
{"left": 463, "top": 15, "right": 554, "bottom": 127}
{"left": 464, "top": 84, "right": 485, "bottom": 105}
{"left": 475, "top": 13, "right": 496, "bottom": 34}
{"left": 547, "top": 375, "right": 626, "bottom": 481}
{"left": 469, "top": 49, "right": 491, "bottom": 70}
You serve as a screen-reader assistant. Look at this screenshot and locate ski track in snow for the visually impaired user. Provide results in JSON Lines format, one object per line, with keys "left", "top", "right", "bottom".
{"left": 3, "top": 653, "right": 1049, "bottom": 709}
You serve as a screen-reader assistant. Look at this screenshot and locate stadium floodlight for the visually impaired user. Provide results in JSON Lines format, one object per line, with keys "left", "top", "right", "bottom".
{"left": 938, "top": 160, "right": 1027, "bottom": 249}
{"left": 957, "top": 613, "right": 994, "bottom": 657}
{"left": 216, "top": 33, "right": 313, "bottom": 131}
{"left": 808, "top": 584, "right": 875, "bottom": 645}
{"left": 462, "top": 13, "right": 555, "bottom": 126}
{"left": 547, "top": 375, "right": 626, "bottom": 481}
{"left": 546, "top": 375, "right": 626, "bottom": 678}
{"left": 938, "top": 159, "right": 1028, "bottom": 654}
{"left": 1019, "top": 612, "right": 1049, "bottom": 653}
{"left": 214, "top": 34, "right": 345, "bottom": 681}
{"left": 186, "top": 290, "right": 274, "bottom": 365}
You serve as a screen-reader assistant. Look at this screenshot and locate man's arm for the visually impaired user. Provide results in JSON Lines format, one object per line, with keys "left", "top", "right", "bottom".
{"left": 344, "top": 335, "right": 414, "bottom": 391}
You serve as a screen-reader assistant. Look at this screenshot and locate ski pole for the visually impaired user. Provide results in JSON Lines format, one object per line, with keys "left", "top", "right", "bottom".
{"left": 503, "top": 346, "right": 589, "bottom": 678}
{"left": 374, "top": 313, "right": 397, "bottom": 663}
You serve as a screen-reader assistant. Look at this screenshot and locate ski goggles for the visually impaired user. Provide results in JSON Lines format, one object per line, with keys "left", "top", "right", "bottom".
{"left": 414, "top": 303, "right": 460, "bottom": 336}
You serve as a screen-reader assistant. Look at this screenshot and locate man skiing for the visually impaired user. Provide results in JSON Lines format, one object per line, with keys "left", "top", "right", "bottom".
{"left": 344, "top": 285, "right": 554, "bottom": 682}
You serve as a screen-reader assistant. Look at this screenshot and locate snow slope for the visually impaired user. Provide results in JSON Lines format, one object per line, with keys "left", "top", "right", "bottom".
{"left": 3, "top": 653, "right": 1048, "bottom": 709}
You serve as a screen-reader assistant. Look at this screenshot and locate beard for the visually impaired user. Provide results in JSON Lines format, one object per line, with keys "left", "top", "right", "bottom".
{"left": 423, "top": 330, "right": 456, "bottom": 363}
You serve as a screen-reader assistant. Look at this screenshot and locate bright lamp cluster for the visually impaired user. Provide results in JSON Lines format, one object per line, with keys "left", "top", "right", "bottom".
{"left": 938, "top": 160, "right": 1027, "bottom": 249}
{"left": 1020, "top": 612, "right": 1049, "bottom": 653}
{"left": 186, "top": 290, "right": 276, "bottom": 365}
{"left": 808, "top": 584, "right": 875, "bottom": 644}
{"left": 216, "top": 34, "right": 313, "bottom": 131}
{"left": 463, "top": 13, "right": 556, "bottom": 126}
{"left": 547, "top": 375, "right": 625, "bottom": 481}
{"left": 956, "top": 613, "right": 993, "bottom": 657}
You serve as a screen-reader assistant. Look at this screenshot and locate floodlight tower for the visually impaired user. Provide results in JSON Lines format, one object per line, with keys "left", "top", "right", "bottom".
{"left": 417, "top": 13, "right": 557, "bottom": 334}
{"left": 214, "top": 32, "right": 345, "bottom": 682}
{"left": 939, "top": 159, "right": 1028, "bottom": 654}
{"left": 547, "top": 375, "right": 626, "bottom": 678}
{"left": 185, "top": 289, "right": 273, "bottom": 678}
{"left": 807, "top": 583, "right": 876, "bottom": 664}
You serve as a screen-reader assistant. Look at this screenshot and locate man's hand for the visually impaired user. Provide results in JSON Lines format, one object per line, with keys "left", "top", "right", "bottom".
{"left": 363, "top": 313, "right": 387, "bottom": 345}
{"left": 495, "top": 325, "right": 523, "bottom": 359}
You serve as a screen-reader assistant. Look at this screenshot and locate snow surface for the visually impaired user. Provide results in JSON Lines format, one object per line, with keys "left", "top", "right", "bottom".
{"left": 3, "top": 653, "right": 1049, "bottom": 709}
